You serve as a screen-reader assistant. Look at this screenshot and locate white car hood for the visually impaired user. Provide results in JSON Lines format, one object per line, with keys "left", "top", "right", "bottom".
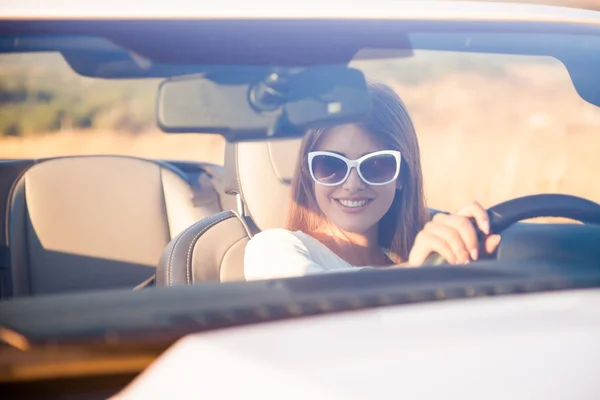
{"left": 115, "top": 289, "right": 600, "bottom": 400}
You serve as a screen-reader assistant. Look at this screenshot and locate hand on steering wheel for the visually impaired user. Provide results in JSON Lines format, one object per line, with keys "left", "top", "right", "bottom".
{"left": 410, "top": 194, "right": 600, "bottom": 266}
{"left": 407, "top": 201, "right": 501, "bottom": 266}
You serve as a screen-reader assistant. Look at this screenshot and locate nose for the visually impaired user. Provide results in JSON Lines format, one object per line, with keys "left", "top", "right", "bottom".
{"left": 341, "top": 167, "right": 366, "bottom": 192}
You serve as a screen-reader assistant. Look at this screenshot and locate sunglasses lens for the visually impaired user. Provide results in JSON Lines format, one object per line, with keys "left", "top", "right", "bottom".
{"left": 360, "top": 154, "right": 398, "bottom": 184}
{"left": 311, "top": 155, "right": 348, "bottom": 185}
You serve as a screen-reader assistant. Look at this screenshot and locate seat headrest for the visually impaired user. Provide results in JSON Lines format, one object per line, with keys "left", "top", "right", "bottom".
{"left": 224, "top": 139, "right": 302, "bottom": 230}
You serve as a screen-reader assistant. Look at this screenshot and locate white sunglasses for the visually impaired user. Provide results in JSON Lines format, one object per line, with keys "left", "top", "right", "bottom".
{"left": 308, "top": 150, "right": 402, "bottom": 186}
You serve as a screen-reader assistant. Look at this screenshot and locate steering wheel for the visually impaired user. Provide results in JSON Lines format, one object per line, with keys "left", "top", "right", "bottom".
{"left": 423, "top": 194, "right": 600, "bottom": 266}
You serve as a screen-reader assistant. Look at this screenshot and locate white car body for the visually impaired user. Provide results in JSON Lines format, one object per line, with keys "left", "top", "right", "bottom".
{"left": 115, "top": 289, "right": 600, "bottom": 399}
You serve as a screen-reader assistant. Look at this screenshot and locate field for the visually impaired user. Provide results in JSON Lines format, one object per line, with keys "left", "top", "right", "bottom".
{"left": 0, "top": 130, "right": 226, "bottom": 165}
{"left": 1, "top": 52, "right": 600, "bottom": 216}
{"left": 397, "top": 65, "right": 600, "bottom": 212}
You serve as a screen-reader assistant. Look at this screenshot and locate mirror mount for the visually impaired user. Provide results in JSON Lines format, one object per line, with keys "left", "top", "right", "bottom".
{"left": 248, "top": 72, "right": 289, "bottom": 113}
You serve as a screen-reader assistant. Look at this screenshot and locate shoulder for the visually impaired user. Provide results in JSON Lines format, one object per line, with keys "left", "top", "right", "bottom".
{"left": 246, "top": 228, "right": 308, "bottom": 248}
{"left": 244, "top": 229, "right": 366, "bottom": 280}
{"left": 249, "top": 228, "right": 301, "bottom": 240}
{"left": 244, "top": 229, "right": 317, "bottom": 280}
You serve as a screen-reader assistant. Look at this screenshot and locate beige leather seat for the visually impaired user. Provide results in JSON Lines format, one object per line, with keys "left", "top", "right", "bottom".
{"left": 5, "top": 155, "right": 221, "bottom": 297}
{"left": 156, "top": 139, "right": 302, "bottom": 285}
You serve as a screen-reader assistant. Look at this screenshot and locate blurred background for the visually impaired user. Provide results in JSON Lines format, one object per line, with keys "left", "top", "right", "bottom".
{"left": 1, "top": 0, "right": 600, "bottom": 215}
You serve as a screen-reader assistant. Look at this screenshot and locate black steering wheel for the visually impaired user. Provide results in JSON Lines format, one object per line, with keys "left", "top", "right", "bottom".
{"left": 424, "top": 194, "right": 600, "bottom": 266}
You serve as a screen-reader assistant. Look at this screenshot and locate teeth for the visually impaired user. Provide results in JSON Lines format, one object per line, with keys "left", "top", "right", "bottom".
{"left": 338, "top": 199, "right": 368, "bottom": 208}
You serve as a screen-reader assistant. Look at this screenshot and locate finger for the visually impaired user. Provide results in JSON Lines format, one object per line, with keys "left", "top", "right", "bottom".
{"left": 455, "top": 201, "right": 490, "bottom": 234}
{"left": 432, "top": 213, "right": 478, "bottom": 259}
{"left": 485, "top": 234, "right": 502, "bottom": 254}
{"left": 408, "top": 231, "right": 459, "bottom": 266}
{"left": 423, "top": 222, "right": 470, "bottom": 264}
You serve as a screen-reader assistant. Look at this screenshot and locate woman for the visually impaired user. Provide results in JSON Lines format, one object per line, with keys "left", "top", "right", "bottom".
{"left": 244, "top": 82, "right": 501, "bottom": 280}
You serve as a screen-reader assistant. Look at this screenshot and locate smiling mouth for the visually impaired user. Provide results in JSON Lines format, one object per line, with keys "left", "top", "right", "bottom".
{"left": 335, "top": 199, "right": 372, "bottom": 208}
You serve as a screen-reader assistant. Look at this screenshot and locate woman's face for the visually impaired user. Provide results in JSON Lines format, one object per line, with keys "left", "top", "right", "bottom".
{"left": 311, "top": 124, "right": 399, "bottom": 235}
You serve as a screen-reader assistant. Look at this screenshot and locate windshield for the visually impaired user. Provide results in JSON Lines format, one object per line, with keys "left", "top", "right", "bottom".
{"left": 0, "top": 21, "right": 599, "bottom": 314}
{"left": 2, "top": 36, "right": 598, "bottom": 216}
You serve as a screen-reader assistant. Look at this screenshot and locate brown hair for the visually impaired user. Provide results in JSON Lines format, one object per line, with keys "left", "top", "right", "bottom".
{"left": 285, "top": 81, "right": 429, "bottom": 263}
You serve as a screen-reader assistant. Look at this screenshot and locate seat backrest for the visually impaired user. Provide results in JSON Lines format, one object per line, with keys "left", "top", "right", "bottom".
{"left": 5, "top": 155, "right": 217, "bottom": 297}
{"left": 156, "top": 138, "right": 302, "bottom": 286}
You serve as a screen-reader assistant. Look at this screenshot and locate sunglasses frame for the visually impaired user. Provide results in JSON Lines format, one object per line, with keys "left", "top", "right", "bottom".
{"left": 307, "top": 150, "right": 402, "bottom": 187}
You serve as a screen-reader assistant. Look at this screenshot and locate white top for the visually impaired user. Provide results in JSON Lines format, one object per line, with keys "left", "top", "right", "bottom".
{"left": 244, "top": 228, "right": 370, "bottom": 281}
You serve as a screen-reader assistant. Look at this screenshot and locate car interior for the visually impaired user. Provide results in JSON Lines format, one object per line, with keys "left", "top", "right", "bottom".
{"left": 156, "top": 136, "right": 600, "bottom": 288}
{"left": 156, "top": 137, "right": 438, "bottom": 285}
{"left": 0, "top": 155, "right": 233, "bottom": 298}
{"left": 2, "top": 133, "right": 600, "bottom": 299}
{"left": 155, "top": 138, "right": 303, "bottom": 285}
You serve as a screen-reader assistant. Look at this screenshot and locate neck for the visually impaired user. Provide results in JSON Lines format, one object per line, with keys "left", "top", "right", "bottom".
{"left": 326, "top": 223, "right": 377, "bottom": 247}
{"left": 311, "top": 223, "right": 390, "bottom": 267}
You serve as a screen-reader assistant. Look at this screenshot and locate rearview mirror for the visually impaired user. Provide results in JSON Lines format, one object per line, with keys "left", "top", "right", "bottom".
{"left": 157, "top": 66, "right": 371, "bottom": 142}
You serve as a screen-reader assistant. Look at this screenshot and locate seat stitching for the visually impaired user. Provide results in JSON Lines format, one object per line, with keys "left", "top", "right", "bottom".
{"left": 185, "top": 214, "right": 236, "bottom": 285}
{"left": 166, "top": 211, "right": 234, "bottom": 286}
{"left": 167, "top": 217, "right": 216, "bottom": 287}
{"left": 219, "top": 234, "right": 250, "bottom": 282}
{"left": 4, "top": 166, "right": 34, "bottom": 246}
